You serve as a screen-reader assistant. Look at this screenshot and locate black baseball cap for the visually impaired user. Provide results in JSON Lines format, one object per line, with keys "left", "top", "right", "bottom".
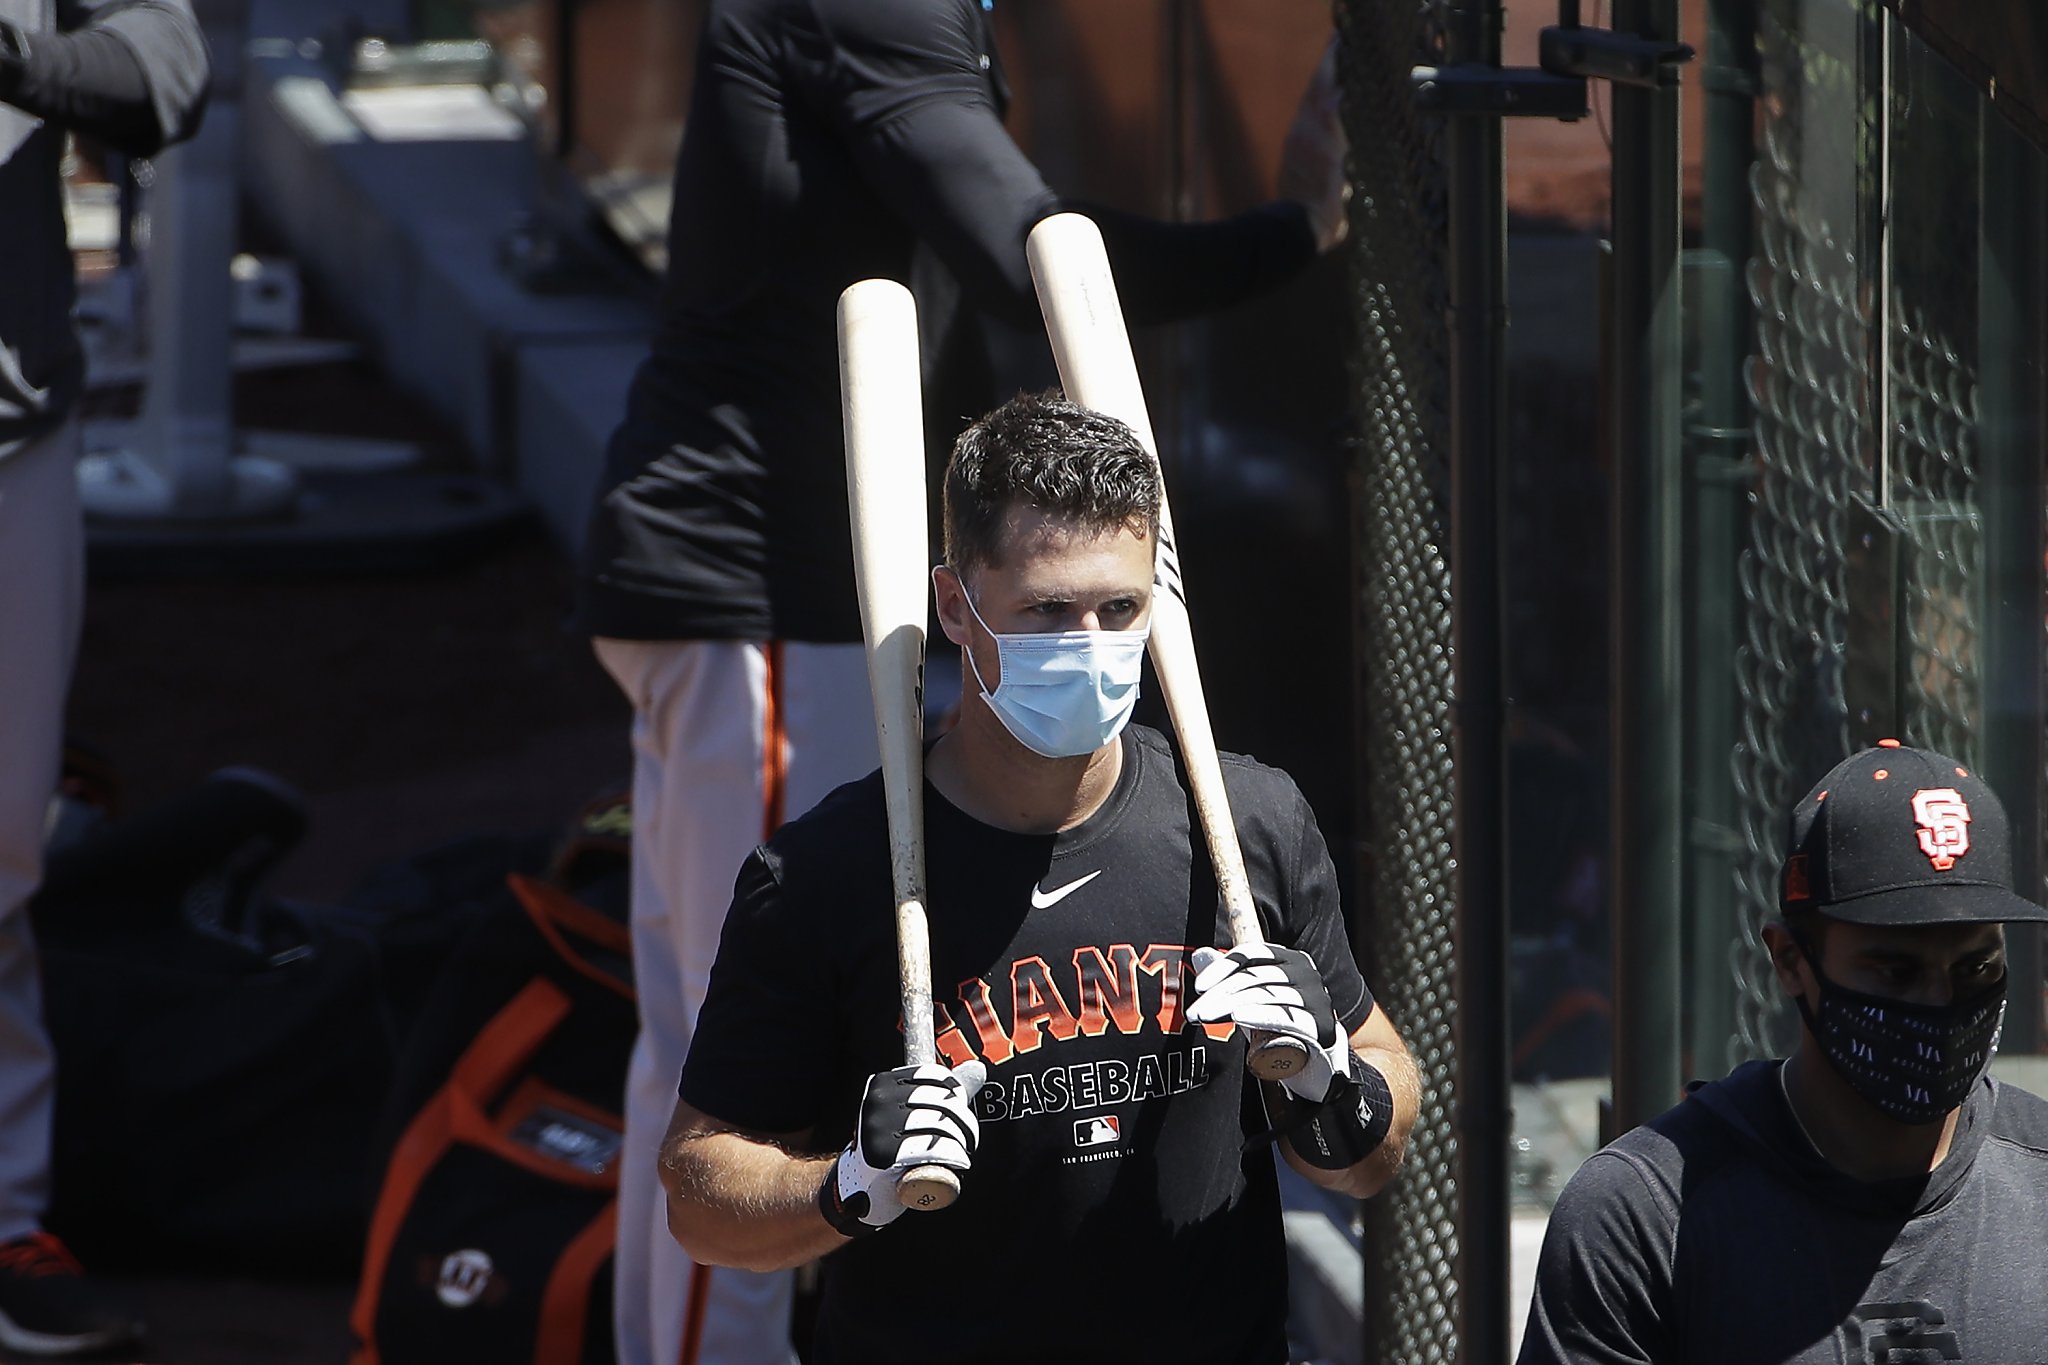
{"left": 1778, "top": 740, "right": 2048, "bottom": 926}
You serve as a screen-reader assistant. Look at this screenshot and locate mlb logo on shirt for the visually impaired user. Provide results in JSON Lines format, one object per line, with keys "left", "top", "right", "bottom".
{"left": 1074, "top": 1116, "right": 1121, "bottom": 1147}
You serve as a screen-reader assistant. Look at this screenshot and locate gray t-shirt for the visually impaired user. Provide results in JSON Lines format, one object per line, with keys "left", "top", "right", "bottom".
{"left": 1518, "top": 1059, "right": 2048, "bottom": 1364}
{"left": 1, "top": 0, "right": 208, "bottom": 457}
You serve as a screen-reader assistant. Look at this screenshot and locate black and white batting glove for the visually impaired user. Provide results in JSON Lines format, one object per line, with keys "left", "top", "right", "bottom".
{"left": 1187, "top": 944, "right": 1350, "bottom": 1104}
{"left": 819, "top": 1060, "right": 986, "bottom": 1236}
{"left": 1188, "top": 945, "right": 1396, "bottom": 1171}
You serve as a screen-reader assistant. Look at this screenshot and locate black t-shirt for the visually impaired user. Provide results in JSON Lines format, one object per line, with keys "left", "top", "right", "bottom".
{"left": 680, "top": 725, "right": 1374, "bottom": 1364}
{"left": 574, "top": 0, "right": 1318, "bottom": 644}
{"left": 1517, "top": 1059, "right": 2048, "bottom": 1364}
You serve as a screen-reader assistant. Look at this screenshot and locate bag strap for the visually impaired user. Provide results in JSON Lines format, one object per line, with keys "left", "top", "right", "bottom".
{"left": 507, "top": 874, "right": 634, "bottom": 1001}
{"left": 533, "top": 1199, "right": 619, "bottom": 1365}
{"left": 349, "top": 977, "right": 573, "bottom": 1361}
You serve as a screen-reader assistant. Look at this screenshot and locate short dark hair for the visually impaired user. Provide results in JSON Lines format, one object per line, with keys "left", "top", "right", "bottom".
{"left": 942, "top": 391, "right": 1162, "bottom": 574}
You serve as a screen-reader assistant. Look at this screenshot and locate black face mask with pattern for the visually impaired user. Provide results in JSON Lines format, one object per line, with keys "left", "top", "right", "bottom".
{"left": 1794, "top": 946, "right": 2007, "bottom": 1126}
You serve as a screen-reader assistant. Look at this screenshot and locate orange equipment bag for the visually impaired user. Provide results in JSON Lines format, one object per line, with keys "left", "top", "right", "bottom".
{"left": 349, "top": 867, "right": 634, "bottom": 1365}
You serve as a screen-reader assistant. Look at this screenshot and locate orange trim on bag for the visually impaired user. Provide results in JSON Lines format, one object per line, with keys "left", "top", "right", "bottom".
{"left": 507, "top": 874, "right": 634, "bottom": 1000}
{"left": 509, "top": 873, "right": 631, "bottom": 955}
{"left": 533, "top": 1199, "right": 618, "bottom": 1365}
{"left": 762, "top": 641, "right": 788, "bottom": 840}
{"left": 348, "top": 977, "right": 573, "bottom": 1362}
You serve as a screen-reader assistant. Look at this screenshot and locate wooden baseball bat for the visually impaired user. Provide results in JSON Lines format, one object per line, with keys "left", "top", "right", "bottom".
{"left": 1026, "top": 212, "right": 1309, "bottom": 1082}
{"left": 837, "top": 278, "right": 959, "bottom": 1211}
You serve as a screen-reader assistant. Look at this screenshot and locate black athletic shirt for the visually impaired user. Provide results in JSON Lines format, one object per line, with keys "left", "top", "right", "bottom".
{"left": 574, "top": 0, "right": 1318, "bottom": 644}
{"left": 680, "top": 724, "right": 1374, "bottom": 1365}
{"left": 1518, "top": 1059, "right": 2048, "bottom": 1364}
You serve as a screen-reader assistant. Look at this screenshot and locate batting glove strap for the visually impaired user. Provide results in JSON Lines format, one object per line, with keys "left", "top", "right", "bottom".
{"left": 1286, "top": 1054, "right": 1395, "bottom": 1171}
{"left": 817, "top": 1165, "right": 877, "bottom": 1239}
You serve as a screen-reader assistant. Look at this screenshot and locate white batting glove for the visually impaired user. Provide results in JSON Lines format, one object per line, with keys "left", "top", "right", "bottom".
{"left": 1187, "top": 944, "right": 1350, "bottom": 1103}
{"left": 820, "top": 1060, "right": 986, "bottom": 1234}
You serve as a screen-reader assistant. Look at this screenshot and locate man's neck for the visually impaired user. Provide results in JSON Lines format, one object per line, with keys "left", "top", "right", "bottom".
{"left": 1780, "top": 1047, "right": 1960, "bottom": 1182}
{"left": 927, "top": 706, "right": 1123, "bottom": 834}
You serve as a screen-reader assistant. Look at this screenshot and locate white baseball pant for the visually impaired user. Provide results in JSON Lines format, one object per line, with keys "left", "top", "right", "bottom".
{"left": 594, "top": 636, "right": 875, "bottom": 1365}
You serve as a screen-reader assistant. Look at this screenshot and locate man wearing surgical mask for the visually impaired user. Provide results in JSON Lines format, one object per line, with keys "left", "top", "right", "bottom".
{"left": 654, "top": 391, "right": 1419, "bottom": 1365}
{"left": 1519, "top": 741, "right": 2048, "bottom": 1365}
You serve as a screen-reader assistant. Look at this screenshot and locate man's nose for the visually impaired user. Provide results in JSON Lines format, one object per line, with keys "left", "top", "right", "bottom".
{"left": 1912, "top": 973, "right": 1956, "bottom": 1008}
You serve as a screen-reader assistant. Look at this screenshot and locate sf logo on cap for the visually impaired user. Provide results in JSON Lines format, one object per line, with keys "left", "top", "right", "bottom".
{"left": 1911, "top": 788, "right": 1971, "bottom": 871}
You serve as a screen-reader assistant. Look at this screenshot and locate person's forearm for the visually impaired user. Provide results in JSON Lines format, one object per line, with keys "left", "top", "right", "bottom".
{"left": 0, "top": 5, "right": 207, "bottom": 155}
{"left": 660, "top": 1131, "right": 851, "bottom": 1272}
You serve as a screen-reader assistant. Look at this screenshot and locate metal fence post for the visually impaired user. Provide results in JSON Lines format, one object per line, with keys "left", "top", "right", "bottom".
{"left": 1977, "top": 107, "right": 2047, "bottom": 1052}
{"left": 1337, "top": 0, "right": 1465, "bottom": 1357}
{"left": 1443, "top": 0, "right": 1512, "bottom": 1356}
{"left": 1607, "top": 0, "right": 1686, "bottom": 1131}
{"left": 1681, "top": 0, "right": 1756, "bottom": 1083}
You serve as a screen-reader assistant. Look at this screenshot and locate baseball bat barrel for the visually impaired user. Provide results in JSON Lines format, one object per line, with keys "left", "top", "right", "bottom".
{"left": 838, "top": 278, "right": 960, "bottom": 1211}
{"left": 1026, "top": 213, "right": 1308, "bottom": 1083}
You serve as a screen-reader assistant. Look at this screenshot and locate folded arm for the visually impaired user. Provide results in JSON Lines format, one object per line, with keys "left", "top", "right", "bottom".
{"left": 0, "top": 0, "right": 208, "bottom": 155}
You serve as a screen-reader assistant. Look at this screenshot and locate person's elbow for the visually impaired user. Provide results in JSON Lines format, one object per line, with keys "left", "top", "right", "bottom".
{"left": 153, "top": 79, "right": 209, "bottom": 152}
{"left": 141, "top": 47, "right": 211, "bottom": 155}
{"left": 1283, "top": 1129, "right": 1406, "bottom": 1200}
{"left": 108, "top": 8, "right": 212, "bottom": 156}
{"left": 662, "top": 1187, "right": 781, "bottom": 1273}
{"left": 1343, "top": 1129, "right": 1408, "bottom": 1200}
{"left": 657, "top": 1150, "right": 763, "bottom": 1271}
{"left": 658, "top": 1139, "right": 817, "bottom": 1274}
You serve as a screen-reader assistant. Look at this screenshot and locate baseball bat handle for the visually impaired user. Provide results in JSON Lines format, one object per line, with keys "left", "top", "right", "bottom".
{"left": 1244, "top": 1030, "right": 1309, "bottom": 1081}
{"left": 1219, "top": 880, "right": 1308, "bottom": 1080}
{"left": 896, "top": 1165, "right": 962, "bottom": 1211}
{"left": 892, "top": 895, "right": 965, "bottom": 1213}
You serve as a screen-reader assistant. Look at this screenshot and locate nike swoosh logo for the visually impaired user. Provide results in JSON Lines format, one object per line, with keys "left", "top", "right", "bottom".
{"left": 1030, "top": 869, "right": 1103, "bottom": 910}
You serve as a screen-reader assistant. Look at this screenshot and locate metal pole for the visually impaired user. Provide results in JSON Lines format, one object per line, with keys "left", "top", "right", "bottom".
{"left": 1444, "top": 0, "right": 1510, "bottom": 1356}
{"left": 1977, "top": 105, "right": 2046, "bottom": 1053}
{"left": 75, "top": 0, "right": 297, "bottom": 523}
{"left": 552, "top": 0, "right": 577, "bottom": 160}
{"left": 1682, "top": 0, "right": 1755, "bottom": 1082}
{"left": 1608, "top": 0, "right": 1685, "bottom": 1129}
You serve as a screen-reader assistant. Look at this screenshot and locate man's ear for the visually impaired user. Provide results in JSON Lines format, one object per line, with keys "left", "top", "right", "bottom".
{"left": 1762, "top": 920, "right": 1811, "bottom": 1000}
{"left": 932, "top": 564, "right": 972, "bottom": 650}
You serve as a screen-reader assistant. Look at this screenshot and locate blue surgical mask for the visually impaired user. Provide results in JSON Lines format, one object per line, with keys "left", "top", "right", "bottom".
{"left": 961, "top": 591, "right": 1149, "bottom": 758}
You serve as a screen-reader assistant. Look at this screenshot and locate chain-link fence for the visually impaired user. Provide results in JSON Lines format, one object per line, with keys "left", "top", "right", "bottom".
{"left": 1729, "top": 0, "right": 1870, "bottom": 1058}
{"left": 1337, "top": 1, "right": 1460, "bottom": 1359}
{"left": 1728, "top": 0, "right": 1987, "bottom": 1062}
